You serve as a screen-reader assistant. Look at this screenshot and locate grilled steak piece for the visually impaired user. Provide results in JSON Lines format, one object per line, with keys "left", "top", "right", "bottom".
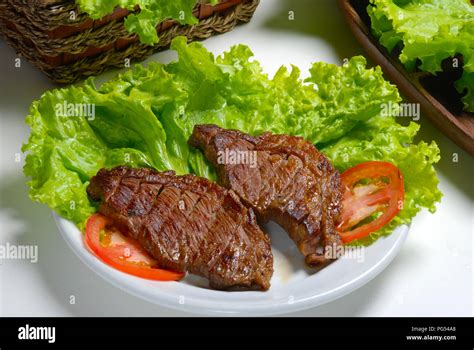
{"left": 87, "top": 166, "right": 273, "bottom": 290}
{"left": 189, "top": 125, "right": 343, "bottom": 266}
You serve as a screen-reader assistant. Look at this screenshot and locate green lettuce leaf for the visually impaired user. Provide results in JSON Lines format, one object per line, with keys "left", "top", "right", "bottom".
{"left": 75, "top": 0, "right": 218, "bottom": 45}
{"left": 368, "top": 0, "right": 474, "bottom": 112}
{"left": 456, "top": 71, "right": 474, "bottom": 111}
{"left": 22, "top": 37, "right": 442, "bottom": 243}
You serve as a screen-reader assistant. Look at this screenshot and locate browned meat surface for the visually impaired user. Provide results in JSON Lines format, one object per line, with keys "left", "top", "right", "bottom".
{"left": 87, "top": 166, "right": 273, "bottom": 290}
{"left": 189, "top": 125, "right": 342, "bottom": 266}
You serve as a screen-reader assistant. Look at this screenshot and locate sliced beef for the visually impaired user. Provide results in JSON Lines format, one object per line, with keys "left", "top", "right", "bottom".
{"left": 189, "top": 125, "right": 342, "bottom": 266}
{"left": 87, "top": 166, "right": 273, "bottom": 290}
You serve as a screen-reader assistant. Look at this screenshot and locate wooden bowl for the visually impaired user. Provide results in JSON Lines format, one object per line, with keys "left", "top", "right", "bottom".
{"left": 338, "top": 0, "right": 474, "bottom": 155}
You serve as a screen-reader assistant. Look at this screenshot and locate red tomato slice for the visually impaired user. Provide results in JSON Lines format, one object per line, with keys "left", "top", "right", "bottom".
{"left": 337, "top": 161, "right": 404, "bottom": 244}
{"left": 84, "top": 214, "right": 184, "bottom": 281}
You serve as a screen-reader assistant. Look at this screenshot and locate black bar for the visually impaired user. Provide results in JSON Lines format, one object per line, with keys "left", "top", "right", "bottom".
{"left": 0, "top": 317, "right": 472, "bottom": 347}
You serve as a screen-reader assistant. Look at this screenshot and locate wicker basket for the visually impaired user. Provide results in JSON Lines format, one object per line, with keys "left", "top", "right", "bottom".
{"left": 0, "top": 0, "right": 260, "bottom": 83}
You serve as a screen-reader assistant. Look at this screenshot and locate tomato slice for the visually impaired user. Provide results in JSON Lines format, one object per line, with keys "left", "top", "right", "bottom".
{"left": 84, "top": 214, "right": 184, "bottom": 281}
{"left": 337, "top": 161, "right": 404, "bottom": 244}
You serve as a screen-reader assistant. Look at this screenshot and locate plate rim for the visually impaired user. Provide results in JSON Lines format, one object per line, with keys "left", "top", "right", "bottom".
{"left": 54, "top": 213, "right": 409, "bottom": 316}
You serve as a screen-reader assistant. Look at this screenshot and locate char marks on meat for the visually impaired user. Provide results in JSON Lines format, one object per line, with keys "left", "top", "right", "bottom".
{"left": 189, "top": 125, "right": 343, "bottom": 266}
{"left": 87, "top": 166, "right": 273, "bottom": 290}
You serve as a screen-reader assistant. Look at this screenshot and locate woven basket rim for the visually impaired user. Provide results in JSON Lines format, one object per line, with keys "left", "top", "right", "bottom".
{"left": 0, "top": 0, "right": 260, "bottom": 84}
{"left": 6, "top": 0, "right": 232, "bottom": 31}
{"left": 0, "top": 0, "right": 249, "bottom": 56}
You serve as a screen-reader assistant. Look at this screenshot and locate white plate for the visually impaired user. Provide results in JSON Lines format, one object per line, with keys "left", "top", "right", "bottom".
{"left": 55, "top": 214, "right": 408, "bottom": 316}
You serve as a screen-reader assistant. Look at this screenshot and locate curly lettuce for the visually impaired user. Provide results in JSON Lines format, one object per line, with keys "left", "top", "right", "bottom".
{"left": 75, "top": 0, "right": 218, "bottom": 45}
{"left": 368, "top": 0, "right": 474, "bottom": 112}
{"left": 22, "top": 37, "right": 442, "bottom": 244}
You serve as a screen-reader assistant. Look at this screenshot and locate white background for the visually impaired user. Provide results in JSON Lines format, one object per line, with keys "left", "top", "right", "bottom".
{"left": 0, "top": 0, "right": 472, "bottom": 316}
